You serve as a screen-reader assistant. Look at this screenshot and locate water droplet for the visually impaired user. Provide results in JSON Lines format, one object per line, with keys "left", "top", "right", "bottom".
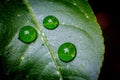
{"left": 85, "top": 13, "right": 89, "bottom": 18}
{"left": 21, "top": 56, "right": 24, "bottom": 61}
{"left": 62, "top": 22, "right": 65, "bottom": 25}
{"left": 17, "top": 14, "right": 21, "bottom": 17}
{"left": 19, "top": 26, "right": 37, "bottom": 43}
{"left": 73, "top": 3, "right": 77, "bottom": 5}
{"left": 56, "top": 71, "right": 60, "bottom": 75}
{"left": 58, "top": 42, "right": 77, "bottom": 62}
{"left": 43, "top": 15, "right": 59, "bottom": 30}
{"left": 26, "top": 75, "right": 29, "bottom": 78}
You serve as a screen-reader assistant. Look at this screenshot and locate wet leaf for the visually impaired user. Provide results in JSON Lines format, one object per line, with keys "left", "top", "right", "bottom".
{"left": 0, "top": 0, "right": 104, "bottom": 80}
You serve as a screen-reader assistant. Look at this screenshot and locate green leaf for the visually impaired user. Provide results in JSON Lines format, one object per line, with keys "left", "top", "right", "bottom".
{"left": 0, "top": 0, "right": 104, "bottom": 80}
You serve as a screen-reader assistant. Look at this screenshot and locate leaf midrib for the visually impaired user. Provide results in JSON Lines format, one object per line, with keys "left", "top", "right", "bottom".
{"left": 23, "top": 0, "right": 63, "bottom": 79}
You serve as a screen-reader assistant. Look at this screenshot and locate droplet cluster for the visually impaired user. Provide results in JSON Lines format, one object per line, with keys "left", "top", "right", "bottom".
{"left": 19, "top": 15, "right": 77, "bottom": 62}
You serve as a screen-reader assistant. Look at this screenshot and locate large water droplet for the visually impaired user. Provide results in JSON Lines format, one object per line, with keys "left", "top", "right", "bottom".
{"left": 58, "top": 42, "right": 77, "bottom": 62}
{"left": 19, "top": 26, "right": 37, "bottom": 43}
{"left": 43, "top": 15, "right": 59, "bottom": 30}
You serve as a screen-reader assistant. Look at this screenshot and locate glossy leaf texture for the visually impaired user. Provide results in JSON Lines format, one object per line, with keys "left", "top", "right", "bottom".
{"left": 0, "top": 0, "right": 104, "bottom": 80}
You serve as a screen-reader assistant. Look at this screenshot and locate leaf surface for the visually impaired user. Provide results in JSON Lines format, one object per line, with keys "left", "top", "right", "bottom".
{"left": 0, "top": 0, "right": 104, "bottom": 80}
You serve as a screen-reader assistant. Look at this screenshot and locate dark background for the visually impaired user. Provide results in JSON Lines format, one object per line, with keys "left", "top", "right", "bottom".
{"left": 88, "top": 0, "right": 120, "bottom": 80}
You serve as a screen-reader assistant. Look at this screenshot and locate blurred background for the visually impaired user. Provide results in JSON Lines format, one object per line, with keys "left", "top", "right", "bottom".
{"left": 88, "top": 0, "right": 120, "bottom": 80}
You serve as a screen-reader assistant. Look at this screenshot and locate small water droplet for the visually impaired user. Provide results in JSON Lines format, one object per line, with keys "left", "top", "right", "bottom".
{"left": 43, "top": 15, "right": 59, "bottom": 30}
{"left": 58, "top": 42, "right": 77, "bottom": 62}
{"left": 17, "top": 14, "right": 21, "bottom": 17}
{"left": 67, "top": 65, "right": 70, "bottom": 68}
{"left": 56, "top": 71, "right": 60, "bottom": 75}
{"left": 73, "top": 3, "right": 77, "bottom": 5}
{"left": 62, "top": 22, "right": 65, "bottom": 25}
{"left": 19, "top": 26, "right": 37, "bottom": 43}
{"left": 21, "top": 56, "right": 24, "bottom": 61}
{"left": 86, "top": 15, "right": 89, "bottom": 18}
{"left": 26, "top": 75, "right": 29, "bottom": 78}
{"left": 85, "top": 13, "right": 89, "bottom": 18}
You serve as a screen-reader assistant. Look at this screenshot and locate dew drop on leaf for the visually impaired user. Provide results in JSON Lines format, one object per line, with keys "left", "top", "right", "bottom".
{"left": 19, "top": 26, "right": 37, "bottom": 43}
{"left": 43, "top": 15, "right": 59, "bottom": 30}
{"left": 58, "top": 42, "right": 77, "bottom": 62}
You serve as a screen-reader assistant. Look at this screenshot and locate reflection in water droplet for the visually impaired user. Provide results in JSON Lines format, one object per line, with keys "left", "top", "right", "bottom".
{"left": 43, "top": 15, "right": 59, "bottom": 30}
{"left": 19, "top": 26, "right": 37, "bottom": 43}
{"left": 58, "top": 42, "right": 77, "bottom": 62}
